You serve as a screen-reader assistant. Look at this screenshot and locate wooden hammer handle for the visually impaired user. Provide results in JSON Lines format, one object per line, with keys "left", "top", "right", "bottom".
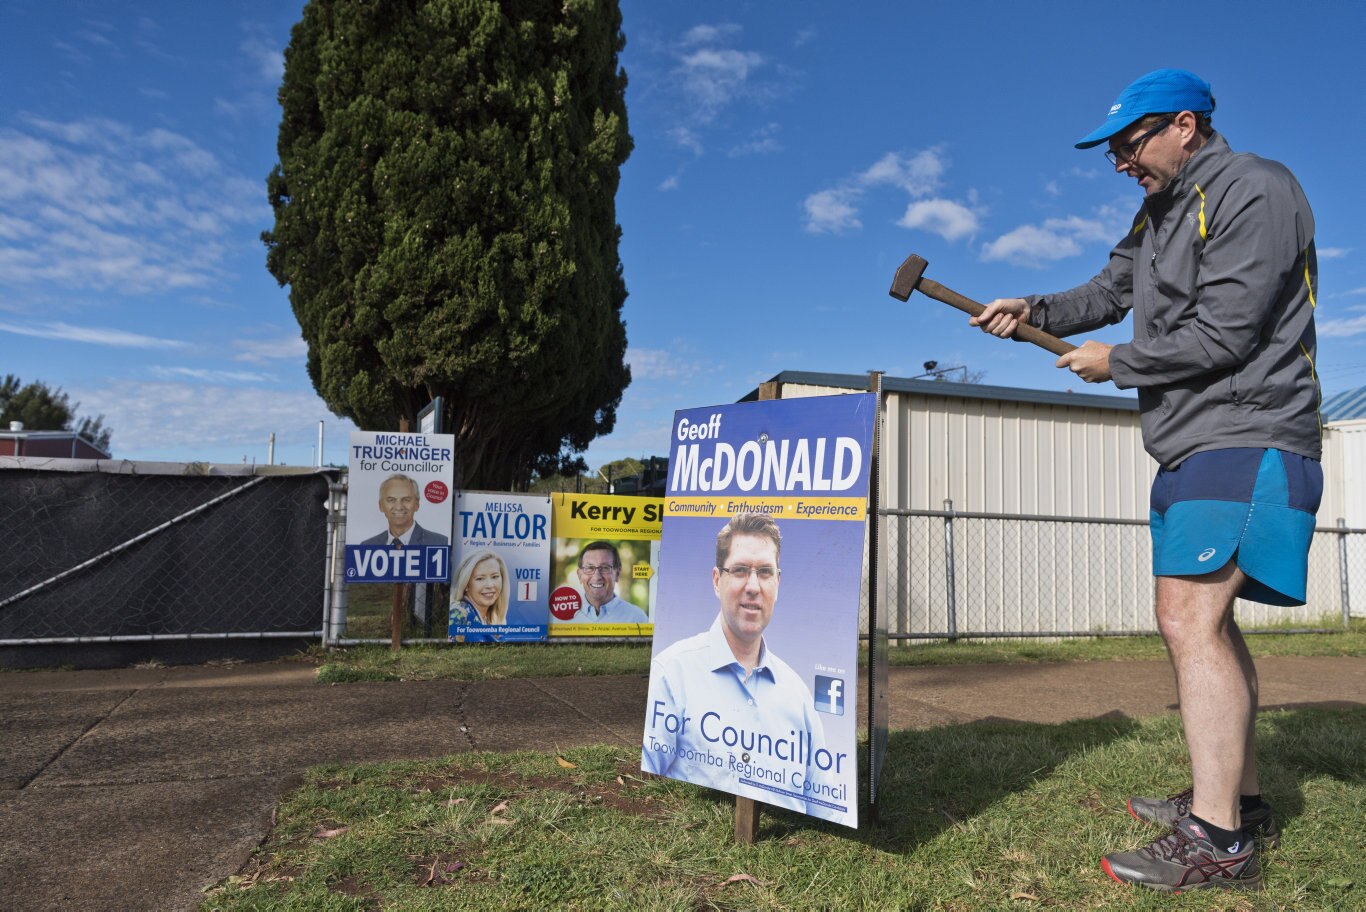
{"left": 919, "top": 277, "right": 1076, "bottom": 357}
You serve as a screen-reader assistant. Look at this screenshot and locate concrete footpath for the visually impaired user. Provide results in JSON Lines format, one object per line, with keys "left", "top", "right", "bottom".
{"left": 2, "top": 656, "right": 1362, "bottom": 911}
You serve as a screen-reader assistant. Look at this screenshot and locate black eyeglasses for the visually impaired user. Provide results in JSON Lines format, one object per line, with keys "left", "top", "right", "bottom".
{"left": 1105, "top": 119, "right": 1170, "bottom": 165}
{"left": 718, "top": 565, "right": 779, "bottom": 583}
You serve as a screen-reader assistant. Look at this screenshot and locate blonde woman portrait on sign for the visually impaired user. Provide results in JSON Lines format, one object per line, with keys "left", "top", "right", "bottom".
{"left": 448, "top": 549, "right": 509, "bottom": 639}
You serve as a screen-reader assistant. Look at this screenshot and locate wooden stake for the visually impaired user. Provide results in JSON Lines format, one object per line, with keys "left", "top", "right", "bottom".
{"left": 734, "top": 796, "right": 759, "bottom": 844}
{"left": 732, "top": 379, "right": 780, "bottom": 842}
{"left": 390, "top": 416, "right": 410, "bottom": 651}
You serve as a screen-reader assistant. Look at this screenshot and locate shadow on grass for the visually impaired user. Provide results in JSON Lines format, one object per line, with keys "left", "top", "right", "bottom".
{"left": 740, "top": 705, "right": 1364, "bottom": 854}
{"left": 717, "top": 712, "right": 1140, "bottom": 851}
{"left": 1250, "top": 704, "right": 1366, "bottom": 833}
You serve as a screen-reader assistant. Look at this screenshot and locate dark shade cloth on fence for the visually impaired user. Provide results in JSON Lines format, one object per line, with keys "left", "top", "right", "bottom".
{"left": 0, "top": 468, "right": 332, "bottom": 640}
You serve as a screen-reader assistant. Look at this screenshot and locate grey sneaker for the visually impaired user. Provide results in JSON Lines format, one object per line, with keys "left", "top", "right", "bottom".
{"left": 1102, "top": 817, "right": 1262, "bottom": 893}
{"left": 1126, "top": 787, "right": 1280, "bottom": 848}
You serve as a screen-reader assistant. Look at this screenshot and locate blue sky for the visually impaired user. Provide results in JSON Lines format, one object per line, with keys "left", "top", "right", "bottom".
{"left": 3, "top": 1, "right": 1363, "bottom": 469}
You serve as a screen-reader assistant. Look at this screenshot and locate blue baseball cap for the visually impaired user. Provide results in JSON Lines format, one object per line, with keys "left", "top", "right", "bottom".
{"left": 1075, "top": 69, "right": 1214, "bottom": 149}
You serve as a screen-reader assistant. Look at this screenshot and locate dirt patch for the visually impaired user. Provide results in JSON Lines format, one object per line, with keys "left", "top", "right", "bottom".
{"left": 330, "top": 873, "right": 381, "bottom": 907}
{"left": 406, "top": 764, "right": 667, "bottom": 818}
{"left": 412, "top": 851, "right": 495, "bottom": 887}
{"left": 1077, "top": 791, "right": 1112, "bottom": 814}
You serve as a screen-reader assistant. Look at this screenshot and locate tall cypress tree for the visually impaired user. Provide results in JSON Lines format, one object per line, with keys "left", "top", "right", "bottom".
{"left": 264, "top": 0, "right": 632, "bottom": 489}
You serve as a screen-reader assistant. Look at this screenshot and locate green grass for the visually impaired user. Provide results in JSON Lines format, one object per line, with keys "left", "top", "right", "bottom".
{"left": 341, "top": 584, "right": 449, "bottom": 640}
{"left": 314, "top": 643, "right": 656, "bottom": 684}
{"left": 202, "top": 707, "right": 1365, "bottom": 910}
{"left": 313, "top": 619, "right": 1366, "bottom": 684}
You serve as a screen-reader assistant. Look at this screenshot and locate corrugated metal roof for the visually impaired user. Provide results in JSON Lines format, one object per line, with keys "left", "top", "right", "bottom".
{"left": 1323, "top": 386, "right": 1366, "bottom": 422}
{"left": 742, "top": 370, "right": 1140, "bottom": 411}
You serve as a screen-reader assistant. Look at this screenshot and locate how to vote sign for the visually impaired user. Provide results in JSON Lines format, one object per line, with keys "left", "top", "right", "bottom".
{"left": 641, "top": 393, "right": 875, "bottom": 828}
{"left": 548, "top": 493, "right": 661, "bottom": 637}
{"left": 345, "top": 430, "right": 455, "bottom": 583}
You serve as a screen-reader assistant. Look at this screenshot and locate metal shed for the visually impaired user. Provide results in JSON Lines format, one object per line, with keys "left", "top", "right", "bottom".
{"left": 743, "top": 371, "right": 1360, "bottom": 631}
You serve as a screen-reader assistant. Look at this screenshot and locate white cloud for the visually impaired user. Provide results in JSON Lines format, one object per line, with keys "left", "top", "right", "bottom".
{"left": 981, "top": 210, "right": 1128, "bottom": 267}
{"left": 794, "top": 28, "right": 817, "bottom": 48}
{"left": 77, "top": 27, "right": 120, "bottom": 54}
{"left": 804, "top": 148, "right": 975, "bottom": 237}
{"left": 678, "top": 47, "right": 765, "bottom": 122}
{"left": 149, "top": 366, "right": 275, "bottom": 383}
{"left": 71, "top": 380, "right": 354, "bottom": 459}
{"left": 0, "top": 213, "right": 34, "bottom": 240}
{"left": 0, "top": 319, "right": 186, "bottom": 349}
{"left": 681, "top": 24, "right": 741, "bottom": 47}
{"left": 898, "top": 199, "right": 980, "bottom": 241}
{"left": 240, "top": 24, "right": 284, "bottom": 84}
{"left": 54, "top": 40, "right": 91, "bottom": 65}
{"left": 668, "top": 126, "right": 703, "bottom": 157}
{"left": 1318, "top": 313, "right": 1366, "bottom": 338}
{"left": 1318, "top": 247, "right": 1350, "bottom": 259}
{"left": 0, "top": 117, "right": 266, "bottom": 294}
{"left": 233, "top": 335, "right": 308, "bottom": 364}
{"left": 659, "top": 24, "right": 778, "bottom": 161}
{"left": 584, "top": 416, "right": 675, "bottom": 465}
{"left": 658, "top": 175, "right": 680, "bottom": 192}
{"left": 627, "top": 348, "right": 701, "bottom": 381}
{"left": 980, "top": 225, "right": 1083, "bottom": 265}
{"left": 860, "top": 150, "right": 945, "bottom": 196}
{"left": 728, "top": 123, "right": 782, "bottom": 157}
{"left": 803, "top": 189, "right": 861, "bottom": 234}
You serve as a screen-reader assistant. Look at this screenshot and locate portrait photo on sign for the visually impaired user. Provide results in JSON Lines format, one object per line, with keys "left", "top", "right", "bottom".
{"left": 548, "top": 536, "right": 656, "bottom": 627}
{"left": 643, "top": 511, "right": 861, "bottom": 827}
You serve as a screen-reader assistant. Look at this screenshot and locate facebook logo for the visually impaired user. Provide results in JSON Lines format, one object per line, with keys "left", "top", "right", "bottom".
{"left": 814, "top": 675, "right": 844, "bottom": 715}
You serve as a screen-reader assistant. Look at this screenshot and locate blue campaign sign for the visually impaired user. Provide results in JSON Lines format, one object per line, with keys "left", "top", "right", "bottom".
{"left": 642, "top": 392, "right": 875, "bottom": 829}
{"left": 346, "top": 544, "right": 451, "bottom": 583}
{"left": 448, "top": 492, "right": 551, "bottom": 643}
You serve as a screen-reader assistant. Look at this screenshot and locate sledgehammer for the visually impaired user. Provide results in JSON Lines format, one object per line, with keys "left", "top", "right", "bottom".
{"left": 888, "top": 253, "right": 1075, "bottom": 357}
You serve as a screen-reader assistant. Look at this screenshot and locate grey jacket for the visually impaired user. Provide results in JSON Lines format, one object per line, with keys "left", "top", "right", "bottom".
{"left": 1026, "top": 133, "right": 1321, "bottom": 467}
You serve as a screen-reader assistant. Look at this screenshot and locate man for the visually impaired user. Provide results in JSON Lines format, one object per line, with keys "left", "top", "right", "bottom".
{"left": 641, "top": 513, "right": 844, "bottom": 823}
{"left": 973, "top": 69, "right": 1319, "bottom": 892}
{"left": 360, "top": 473, "right": 449, "bottom": 546}
{"left": 567, "top": 541, "right": 648, "bottom": 623}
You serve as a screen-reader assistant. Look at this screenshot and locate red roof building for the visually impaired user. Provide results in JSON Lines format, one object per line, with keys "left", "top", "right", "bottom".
{"left": 0, "top": 423, "right": 111, "bottom": 459}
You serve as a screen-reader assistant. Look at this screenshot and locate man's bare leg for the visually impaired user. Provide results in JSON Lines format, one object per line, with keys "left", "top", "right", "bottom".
{"left": 1154, "top": 561, "right": 1253, "bottom": 832}
{"left": 1226, "top": 618, "right": 1261, "bottom": 797}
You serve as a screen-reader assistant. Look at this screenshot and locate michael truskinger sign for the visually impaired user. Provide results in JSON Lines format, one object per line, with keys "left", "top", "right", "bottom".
{"left": 345, "top": 430, "right": 455, "bottom": 582}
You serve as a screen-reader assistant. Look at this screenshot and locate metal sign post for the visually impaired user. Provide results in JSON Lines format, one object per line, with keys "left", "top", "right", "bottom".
{"left": 866, "top": 370, "right": 888, "bottom": 821}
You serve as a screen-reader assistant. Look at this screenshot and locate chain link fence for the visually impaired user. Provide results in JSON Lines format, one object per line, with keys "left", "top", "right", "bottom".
{"left": 871, "top": 503, "right": 1362, "bottom": 639}
{"left": 0, "top": 459, "right": 337, "bottom": 644}
{"left": 5, "top": 459, "right": 1355, "bottom": 650}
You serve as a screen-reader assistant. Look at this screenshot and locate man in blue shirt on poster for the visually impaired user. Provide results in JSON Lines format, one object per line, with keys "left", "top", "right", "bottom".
{"left": 642, "top": 513, "right": 845, "bottom": 823}
{"left": 567, "top": 541, "right": 648, "bottom": 624}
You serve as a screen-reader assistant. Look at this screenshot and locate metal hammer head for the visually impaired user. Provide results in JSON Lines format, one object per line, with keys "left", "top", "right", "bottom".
{"left": 888, "top": 253, "right": 928, "bottom": 301}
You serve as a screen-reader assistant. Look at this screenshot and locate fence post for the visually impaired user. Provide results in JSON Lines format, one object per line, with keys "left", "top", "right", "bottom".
{"left": 321, "top": 479, "right": 337, "bottom": 647}
{"left": 1339, "top": 518, "right": 1352, "bottom": 628}
{"left": 391, "top": 418, "right": 411, "bottom": 650}
{"left": 328, "top": 480, "right": 349, "bottom": 646}
{"left": 730, "top": 377, "right": 783, "bottom": 843}
{"left": 943, "top": 498, "right": 958, "bottom": 642}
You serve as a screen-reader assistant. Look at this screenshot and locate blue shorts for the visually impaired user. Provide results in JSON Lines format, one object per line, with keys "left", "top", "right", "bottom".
{"left": 1149, "top": 448, "right": 1322, "bottom": 606}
